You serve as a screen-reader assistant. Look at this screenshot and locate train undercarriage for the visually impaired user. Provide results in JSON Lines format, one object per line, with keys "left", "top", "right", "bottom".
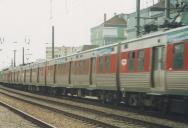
{"left": 1, "top": 82, "right": 188, "bottom": 115}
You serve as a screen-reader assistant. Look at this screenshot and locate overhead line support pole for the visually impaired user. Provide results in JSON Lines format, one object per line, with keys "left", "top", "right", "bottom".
{"left": 136, "top": 0, "right": 140, "bottom": 37}
{"left": 52, "top": 25, "right": 54, "bottom": 59}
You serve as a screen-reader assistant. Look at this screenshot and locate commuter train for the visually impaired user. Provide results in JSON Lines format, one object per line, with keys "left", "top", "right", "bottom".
{"left": 0, "top": 26, "right": 188, "bottom": 114}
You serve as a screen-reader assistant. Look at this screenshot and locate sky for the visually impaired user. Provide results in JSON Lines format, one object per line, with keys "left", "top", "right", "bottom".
{"left": 0, "top": 0, "right": 158, "bottom": 69}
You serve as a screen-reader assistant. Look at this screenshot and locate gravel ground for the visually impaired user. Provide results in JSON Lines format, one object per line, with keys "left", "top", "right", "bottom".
{"left": 0, "top": 105, "right": 39, "bottom": 128}
{"left": 20, "top": 91, "right": 188, "bottom": 128}
{"left": 0, "top": 90, "right": 148, "bottom": 128}
{"left": 1, "top": 86, "right": 188, "bottom": 128}
{"left": 0, "top": 93, "right": 92, "bottom": 128}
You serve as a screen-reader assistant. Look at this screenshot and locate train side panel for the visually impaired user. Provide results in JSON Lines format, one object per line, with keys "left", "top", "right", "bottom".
{"left": 46, "top": 60, "right": 55, "bottom": 86}
{"left": 25, "top": 66, "right": 31, "bottom": 85}
{"left": 120, "top": 35, "right": 167, "bottom": 93}
{"left": 55, "top": 62, "right": 69, "bottom": 87}
{"left": 38, "top": 62, "right": 46, "bottom": 86}
{"left": 31, "top": 64, "right": 38, "bottom": 85}
{"left": 166, "top": 38, "right": 188, "bottom": 95}
{"left": 95, "top": 45, "right": 118, "bottom": 90}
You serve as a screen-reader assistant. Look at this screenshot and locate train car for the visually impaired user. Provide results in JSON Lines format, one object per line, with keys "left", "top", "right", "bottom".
{"left": 1, "top": 26, "right": 188, "bottom": 114}
{"left": 68, "top": 50, "right": 96, "bottom": 97}
{"left": 25, "top": 64, "right": 32, "bottom": 85}
{"left": 54, "top": 57, "right": 68, "bottom": 88}
{"left": 37, "top": 61, "right": 46, "bottom": 86}
{"left": 46, "top": 59, "right": 55, "bottom": 87}
{"left": 20, "top": 66, "right": 26, "bottom": 84}
{"left": 31, "top": 63, "right": 38, "bottom": 84}
{"left": 54, "top": 56, "right": 70, "bottom": 88}
{"left": 11, "top": 68, "right": 16, "bottom": 84}
{"left": 118, "top": 26, "right": 188, "bottom": 113}
{"left": 14, "top": 67, "right": 20, "bottom": 84}
{"left": 165, "top": 27, "right": 188, "bottom": 95}
{"left": 9, "top": 68, "right": 13, "bottom": 83}
{"left": 119, "top": 31, "right": 166, "bottom": 106}
{"left": 0, "top": 71, "right": 3, "bottom": 83}
{"left": 2, "top": 70, "right": 8, "bottom": 83}
{"left": 94, "top": 44, "right": 120, "bottom": 101}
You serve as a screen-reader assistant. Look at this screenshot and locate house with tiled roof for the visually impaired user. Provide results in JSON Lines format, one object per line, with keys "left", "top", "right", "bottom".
{"left": 90, "top": 13, "right": 127, "bottom": 46}
{"left": 91, "top": 0, "right": 188, "bottom": 45}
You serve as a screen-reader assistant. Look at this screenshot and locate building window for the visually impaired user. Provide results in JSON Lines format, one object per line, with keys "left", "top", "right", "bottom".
{"left": 173, "top": 43, "right": 184, "bottom": 69}
{"left": 138, "top": 50, "right": 144, "bottom": 71}
{"left": 128, "top": 51, "right": 135, "bottom": 71}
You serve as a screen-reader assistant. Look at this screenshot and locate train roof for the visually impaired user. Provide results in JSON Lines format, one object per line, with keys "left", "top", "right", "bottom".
{"left": 1, "top": 26, "right": 188, "bottom": 71}
{"left": 52, "top": 25, "right": 188, "bottom": 61}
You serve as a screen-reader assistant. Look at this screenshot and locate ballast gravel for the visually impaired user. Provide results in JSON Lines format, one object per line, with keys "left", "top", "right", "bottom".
{"left": 0, "top": 93, "right": 92, "bottom": 128}
{"left": 0, "top": 105, "right": 39, "bottom": 128}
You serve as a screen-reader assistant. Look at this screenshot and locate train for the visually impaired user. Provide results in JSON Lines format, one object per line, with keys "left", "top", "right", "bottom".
{"left": 0, "top": 26, "right": 188, "bottom": 114}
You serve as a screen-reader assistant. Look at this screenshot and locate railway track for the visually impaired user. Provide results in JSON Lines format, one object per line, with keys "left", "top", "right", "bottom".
{"left": 0, "top": 85, "right": 186, "bottom": 128}
{"left": 0, "top": 100, "right": 56, "bottom": 128}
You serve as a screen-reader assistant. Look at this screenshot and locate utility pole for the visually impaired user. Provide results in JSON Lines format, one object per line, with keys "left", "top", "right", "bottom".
{"left": 13, "top": 50, "right": 16, "bottom": 67}
{"left": 52, "top": 25, "right": 55, "bottom": 59}
{"left": 136, "top": 0, "right": 140, "bottom": 37}
{"left": 50, "top": 0, "right": 55, "bottom": 59}
{"left": 11, "top": 59, "right": 13, "bottom": 67}
{"left": 22, "top": 47, "right": 25, "bottom": 65}
{"left": 165, "top": 0, "right": 170, "bottom": 20}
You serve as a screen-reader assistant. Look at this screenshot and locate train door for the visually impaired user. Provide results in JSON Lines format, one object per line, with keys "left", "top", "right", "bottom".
{"left": 151, "top": 46, "right": 165, "bottom": 91}
{"left": 69, "top": 61, "right": 72, "bottom": 84}
{"left": 53, "top": 64, "right": 56, "bottom": 84}
{"left": 90, "top": 57, "right": 96, "bottom": 85}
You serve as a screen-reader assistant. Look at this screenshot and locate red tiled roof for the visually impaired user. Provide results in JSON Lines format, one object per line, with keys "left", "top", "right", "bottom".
{"left": 104, "top": 15, "right": 127, "bottom": 27}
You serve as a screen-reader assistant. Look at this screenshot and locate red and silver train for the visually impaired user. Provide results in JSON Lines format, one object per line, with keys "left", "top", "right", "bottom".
{"left": 1, "top": 26, "right": 188, "bottom": 113}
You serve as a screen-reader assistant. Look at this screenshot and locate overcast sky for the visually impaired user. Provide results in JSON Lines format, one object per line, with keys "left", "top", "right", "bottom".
{"left": 0, "top": 0, "right": 158, "bottom": 69}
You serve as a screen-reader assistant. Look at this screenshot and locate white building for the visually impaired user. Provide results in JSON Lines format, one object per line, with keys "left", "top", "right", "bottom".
{"left": 46, "top": 46, "right": 79, "bottom": 60}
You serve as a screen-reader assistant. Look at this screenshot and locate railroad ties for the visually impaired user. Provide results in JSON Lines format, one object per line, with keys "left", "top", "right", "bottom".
{"left": 0, "top": 101, "right": 55, "bottom": 128}
{"left": 0, "top": 85, "right": 188, "bottom": 128}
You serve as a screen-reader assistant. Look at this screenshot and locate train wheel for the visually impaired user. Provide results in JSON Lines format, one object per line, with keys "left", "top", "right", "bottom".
{"left": 98, "top": 93, "right": 106, "bottom": 103}
{"left": 62, "top": 88, "right": 67, "bottom": 96}
{"left": 128, "top": 94, "right": 139, "bottom": 107}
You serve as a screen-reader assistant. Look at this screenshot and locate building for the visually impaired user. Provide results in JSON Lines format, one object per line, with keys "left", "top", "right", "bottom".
{"left": 91, "top": 0, "right": 188, "bottom": 45}
{"left": 90, "top": 13, "right": 127, "bottom": 46}
{"left": 124, "top": 0, "right": 188, "bottom": 39}
{"left": 77, "top": 45, "right": 99, "bottom": 51}
{"left": 46, "top": 46, "right": 79, "bottom": 60}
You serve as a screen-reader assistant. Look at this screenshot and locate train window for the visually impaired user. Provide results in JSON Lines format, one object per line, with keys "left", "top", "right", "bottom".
{"left": 80, "top": 61, "right": 84, "bottom": 74}
{"left": 80, "top": 61, "right": 82, "bottom": 74}
{"left": 173, "top": 43, "right": 184, "bottom": 69}
{"left": 76, "top": 61, "right": 81, "bottom": 74}
{"left": 98, "top": 56, "right": 103, "bottom": 73}
{"left": 92, "top": 58, "right": 96, "bottom": 74}
{"left": 104, "top": 55, "right": 110, "bottom": 73}
{"left": 138, "top": 50, "right": 144, "bottom": 71}
{"left": 111, "top": 47, "right": 114, "bottom": 52}
{"left": 63, "top": 64, "right": 66, "bottom": 74}
{"left": 124, "top": 44, "right": 128, "bottom": 49}
{"left": 106, "top": 55, "right": 110, "bottom": 72}
{"left": 128, "top": 51, "right": 135, "bottom": 71}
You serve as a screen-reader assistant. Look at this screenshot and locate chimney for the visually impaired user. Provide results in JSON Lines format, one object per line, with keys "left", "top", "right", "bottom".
{"left": 104, "top": 13, "right": 107, "bottom": 22}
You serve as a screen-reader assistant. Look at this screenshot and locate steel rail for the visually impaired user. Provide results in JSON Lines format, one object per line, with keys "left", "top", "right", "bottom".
{"left": 0, "top": 86, "right": 171, "bottom": 128}
{"left": 0, "top": 101, "right": 56, "bottom": 128}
